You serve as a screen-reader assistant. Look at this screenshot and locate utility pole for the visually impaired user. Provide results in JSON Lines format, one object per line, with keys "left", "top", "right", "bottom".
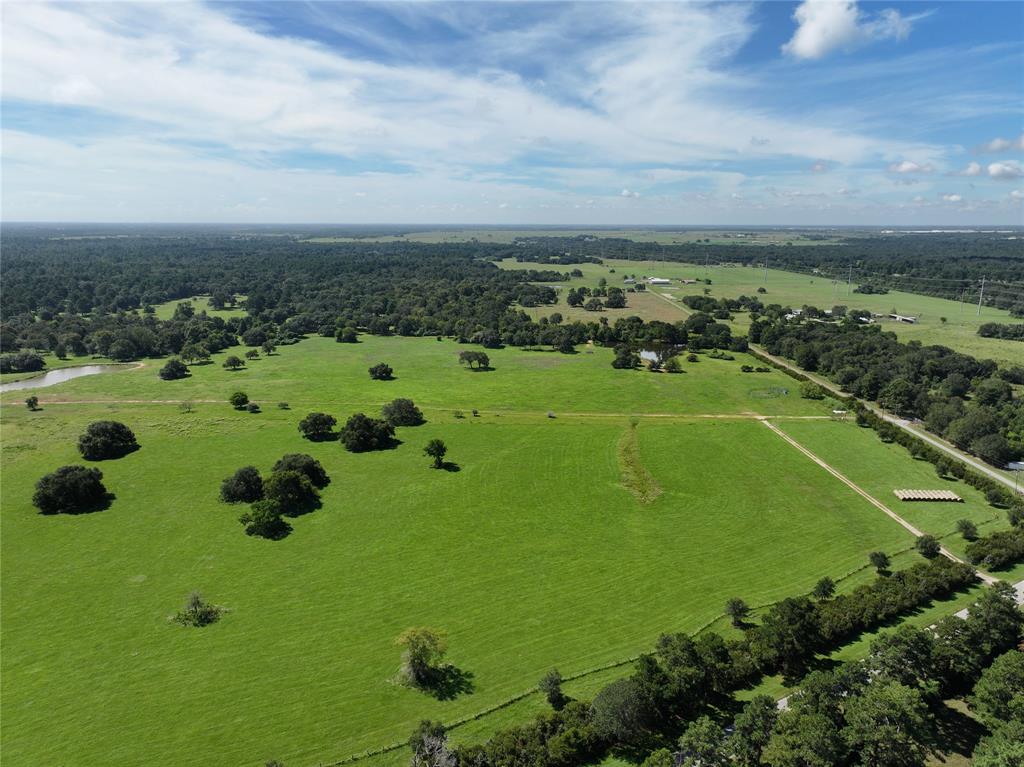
{"left": 847, "top": 264, "right": 852, "bottom": 296}
{"left": 959, "top": 289, "right": 965, "bottom": 314}
{"left": 977, "top": 276, "right": 986, "bottom": 316}
{"left": 763, "top": 256, "right": 768, "bottom": 283}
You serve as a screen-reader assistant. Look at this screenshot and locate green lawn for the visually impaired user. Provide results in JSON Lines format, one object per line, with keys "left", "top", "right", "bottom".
{"left": 499, "top": 258, "right": 1024, "bottom": 365}
{"left": 1, "top": 335, "right": 930, "bottom": 766}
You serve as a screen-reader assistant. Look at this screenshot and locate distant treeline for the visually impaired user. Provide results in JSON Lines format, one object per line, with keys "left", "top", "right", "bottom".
{"left": 750, "top": 317, "right": 1024, "bottom": 467}
{"left": 0, "top": 230, "right": 748, "bottom": 364}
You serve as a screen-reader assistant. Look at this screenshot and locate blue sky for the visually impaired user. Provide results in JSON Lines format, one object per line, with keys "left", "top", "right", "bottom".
{"left": 2, "top": 1, "right": 1022, "bottom": 224}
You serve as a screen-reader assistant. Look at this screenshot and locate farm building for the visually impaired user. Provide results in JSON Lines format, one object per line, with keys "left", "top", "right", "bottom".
{"left": 647, "top": 277, "right": 672, "bottom": 285}
{"left": 893, "top": 489, "right": 963, "bottom": 502}
{"left": 889, "top": 313, "right": 918, "bottom": 324}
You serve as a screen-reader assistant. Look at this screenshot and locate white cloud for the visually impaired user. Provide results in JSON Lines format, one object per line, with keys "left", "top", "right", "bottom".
{"left": 810, "top": 160, "right": 829, "bottom": 172}
{"left": 954, "top": 161, "right": 982, "bottom": 176}
{"left": 980, "top": 134, "right": 1024, "bottom": 153}
{"left": 888, "top": 160, "right": 933, "bottom": 174}
{"left": 783, "top": 1, "right": 920, "bottom": 60}
{"left": 988, "top": 161, "right": 1023, "bottom": 180}
{"left": 1010, "top": 189, "right": 1023, "bottom": 201}
{"left": 620, "top": 188, "right": 640, "bottom": 198}
{"left": 941, "top": 193, "right": 962, "bottom": 202}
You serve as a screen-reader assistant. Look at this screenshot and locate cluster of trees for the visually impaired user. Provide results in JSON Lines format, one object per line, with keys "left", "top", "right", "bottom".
{"left": 0, "top": 351, "right": 44, "bottom": 373}
{"left": 978, "top": 322, "right": 1024, "bottom": 341}
{"left": 172, "top": 591, "right": 223, "bottom": 628}
{"left": 420, "top": 570, "right": 1020, "bottom": 767}
{"left": 751, "top": 319, "right": 1024, "bottom": 467}
{"left": 220, "top": 454, "right": 329, "bottom": 538}
{"left": 966, "top": 528, "right": 1024, "bottom": 571}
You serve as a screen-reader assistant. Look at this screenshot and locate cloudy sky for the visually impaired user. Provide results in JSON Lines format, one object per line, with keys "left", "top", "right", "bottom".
{"left": 2, "top": 0, "right": 1022, "bottom": 224}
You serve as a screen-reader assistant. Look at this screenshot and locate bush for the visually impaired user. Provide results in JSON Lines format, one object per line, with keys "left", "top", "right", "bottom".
{"left": 78, "top": 420, "right": 139, "bottom": 460}
{"left": 32, "top": 465, "right": 109, "bottom": 514}
{"left": 229, "top": 391, "right": 249, "bottom": 409}
{"left": 246, "top": 402, "right": 261, "bottom": 413}
{"left": 298, "top": 412, "right": 337, "bottom": 441}
{"left": 158, "top": 358, "right": 189, "bottom": 380}
{"left": 382, "top": 398, "right": 425, "bottom": 427}
{"left": 0, "top": 351, "right": 45, "bottom": 374}
{"left": 220, "top": 466, "right": 264, "bottom": 503}
{"left": 340, "top": 413, "right": 395, "bottom": 452}
{"left": 272, "top": 454, "right": 330, "bottom": 489}
{"left": 239, "top": 499, "right": 289, "bottom": 539}
{"left": 263, "top": 470, "right": 319, "bottom": 514}
{"left": 915, "top": 535, "right": 941, "bottom": 559}
{"left": 956, "top": 519, "right": 978, "bottom": 541}
{"left": 173, "top": 592, "right": 222, "bottom": 627}
{"left": 369, "top": 362, "right": 394, "bottom": 380}
{"left": 799, "top": 381, "right": 825, "bottom": 400}
{"left": 25, "top": 395, "right": 39, "bottom": 411}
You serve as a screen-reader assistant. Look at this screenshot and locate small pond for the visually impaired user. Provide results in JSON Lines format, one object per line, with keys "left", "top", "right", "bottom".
{"left": 0, "top": 365, "right": 127, "bottom": 392}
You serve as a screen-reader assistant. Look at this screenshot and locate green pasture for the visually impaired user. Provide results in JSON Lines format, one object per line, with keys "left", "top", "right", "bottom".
{"left": 499, "top": 258, "right": 1024, "bottom": 365}
{"left": 1, "top": 334, "right": 930, "bottom": 766}
{"left": 151, "top": 294, "right": 247, "bottom": 320}
{"left": 3, "top": 335, "right": 825, "bottom": 418}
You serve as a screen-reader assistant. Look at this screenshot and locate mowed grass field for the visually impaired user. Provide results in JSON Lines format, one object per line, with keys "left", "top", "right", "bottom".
{"left": 499, "top": 258, "right": 1024, "bottom": 365}
{"left": 0, "top": 336, "right": 964, "bottom": 766}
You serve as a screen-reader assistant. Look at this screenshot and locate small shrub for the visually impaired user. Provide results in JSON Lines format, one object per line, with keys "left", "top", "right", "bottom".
{"left": 369, "top": 362, "right": 394, "bottom": 380}
{"left": 687, "top": 353, "right": 698, "bottom": 363}
{"left": 33, "top": 465, "right": 109, "bottom": 514}
{"left": 277, "top": 402, "right": 289, "bottom": 410}
{"left": 956, "top": 519, "right": 978, "bottom": 541}
{"left": 382, "top": 398, "right": 425, "bottom": 427}
{"left": 246, "top": 402, "right": 261, "bottom": 413}
{"left": 915, "top": 534, "right": 941, "bottom": 559}
{"left": 158, "top": 358, "right": 189, "bottom": 380}
{"left": 220, "top": 466, "right": 264, "bottom": 503}
{"left": 173, "top": 591, "right": 223, "bottom": 627}
{"left": 239, "top": 499, "right": 289, "bottom": 538}
{"left": 25, "top": 395, "right": 39, "bottom": 411}
{"left": 78, "top": 421, "right": 139, "bottom": 460}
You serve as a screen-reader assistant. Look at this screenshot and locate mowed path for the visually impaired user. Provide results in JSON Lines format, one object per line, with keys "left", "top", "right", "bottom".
{"left": 760, "top": 418, "right": 998, "bottom": 585}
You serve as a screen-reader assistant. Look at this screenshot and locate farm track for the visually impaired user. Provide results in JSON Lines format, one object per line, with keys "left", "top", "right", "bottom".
{"left": 751, "top": 345, "right": 1021, "bottom": 495}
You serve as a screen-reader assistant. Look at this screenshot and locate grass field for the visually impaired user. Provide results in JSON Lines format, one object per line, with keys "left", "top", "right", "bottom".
{"left": 0, "top": 333, "right": 948, "bottom": 766}
{"left": 151, "top": 294, "right": 248, "bottom": 320}
{"left": 499, "top": 258, "right": 1024, "bottom": 365}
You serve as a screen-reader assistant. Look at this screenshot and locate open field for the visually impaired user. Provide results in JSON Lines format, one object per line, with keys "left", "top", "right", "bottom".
{"left": 151, "top": 294, "right": 248, "bottom": 320}
{"left": 4, "top": 336, "right": 825, "bottom": 417}
{"left": 499, "top": 258, "right": 1024, "bottom": 365}
{"left": 0, "top": 334, "right": 943, "bottom": 766}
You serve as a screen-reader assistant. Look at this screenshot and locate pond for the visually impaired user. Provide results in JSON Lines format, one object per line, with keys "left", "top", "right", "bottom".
{"left": 0, "top": 365, "right": 128, "bottom": 392}
{"left": 639, "top": 344, "right": 683, "bottom": 363}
